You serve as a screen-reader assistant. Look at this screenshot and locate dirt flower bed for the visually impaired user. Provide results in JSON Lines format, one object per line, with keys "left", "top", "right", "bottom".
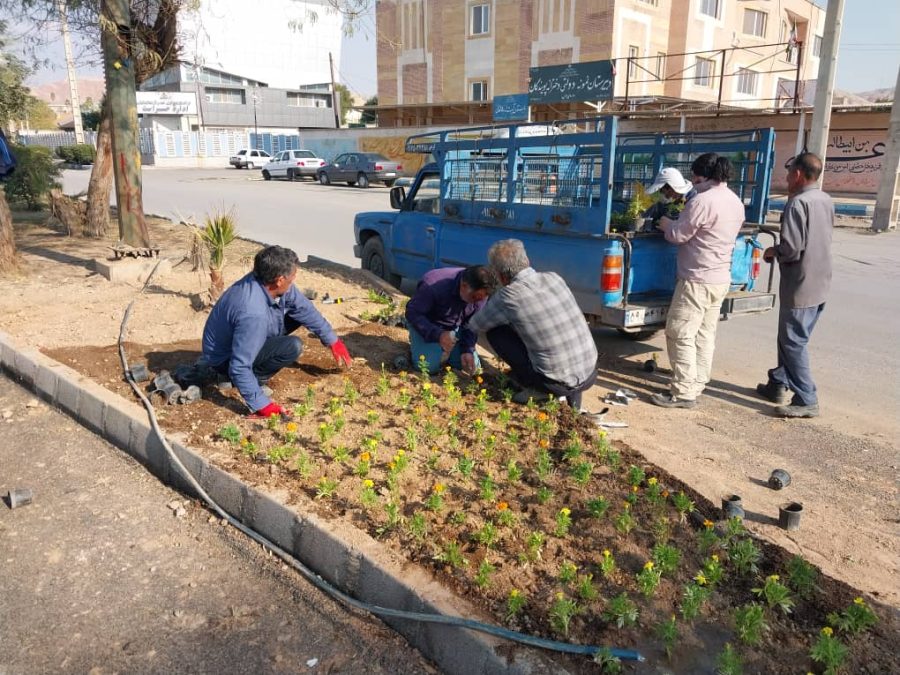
{"left": 47, "top": 333, "right": 898, "bottom": 675}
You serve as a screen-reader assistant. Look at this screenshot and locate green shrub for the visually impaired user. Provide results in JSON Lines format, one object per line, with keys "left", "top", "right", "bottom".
{"left": 55, "top": 143, "right": 96, "bottom": 165}
{"left": 4, "top": 145, "right": 61, "bottom": 210}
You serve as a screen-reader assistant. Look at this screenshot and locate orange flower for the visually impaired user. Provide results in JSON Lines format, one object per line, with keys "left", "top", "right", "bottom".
{"left": 360, "top": 451, "right": 371, "bottom": 462}
{"left": 539, "top": 439, "right": 549, "bottom": 449}
{"left": 497, "top": 501, "right": 509, "bottom": 511}
{"left": 703, "top": 519, "right": 714, "bottom": 529}
{"left": 476, "top": 375, "right": 484, "bottom": 384}
{"left": 537, "top": 412, "right": 548, "bottom": 422}
{"left": 433, "top": 483, "right": 445, "bottom": 494}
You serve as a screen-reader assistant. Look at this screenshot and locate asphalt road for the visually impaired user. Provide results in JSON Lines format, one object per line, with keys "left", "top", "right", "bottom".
{"left": 61, "top": 167, "right": 900, "bottom": 439}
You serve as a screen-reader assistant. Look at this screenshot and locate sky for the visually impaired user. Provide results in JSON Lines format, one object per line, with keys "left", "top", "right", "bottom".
{"left": 17, "top": 0, "right": 900, "bottom": 98}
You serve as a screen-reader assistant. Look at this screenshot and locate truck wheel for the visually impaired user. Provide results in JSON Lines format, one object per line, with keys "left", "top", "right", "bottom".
{"left": 287, "top": 169, "right": 296, "bottom": 181}
{"left": 616, "top": 328, "right": 662, "bottom": 342}
{"left": 362, "top": 237, "right": 401, "bottom": 287}
{"left": 357, "top": 173, "right": 370, "bottom": 189}
{"left": 262, "top": 170, "right": 271, "bottom": 181}
{"left": 318, "top": 172, "right": 330, "bottom": 185}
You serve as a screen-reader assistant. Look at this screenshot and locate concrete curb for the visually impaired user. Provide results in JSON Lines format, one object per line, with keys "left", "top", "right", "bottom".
{"left": 0, "top": 330, "right": 568, "bottom": 675}
{"left": 769, "top": 199, "right": 874, "bottom": 218}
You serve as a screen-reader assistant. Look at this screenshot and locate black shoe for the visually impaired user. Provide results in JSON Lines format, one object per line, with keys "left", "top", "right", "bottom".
{"left": 650, "top": 393, "right": 697, "bottom": 409}
{"left": 756, "top": 382, "right": 790, "bottom": 404}
{"left": 774, "top": 403, "right": 819, "bottom": 418}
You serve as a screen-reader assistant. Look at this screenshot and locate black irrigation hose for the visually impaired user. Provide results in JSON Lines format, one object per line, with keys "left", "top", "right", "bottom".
{"left": 116, "top": 267, "right": 645, "bottom": 664}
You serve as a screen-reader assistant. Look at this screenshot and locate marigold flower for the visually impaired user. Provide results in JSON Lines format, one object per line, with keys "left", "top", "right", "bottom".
{"left": 703, "top": 519, "right": 714, "bottom": 529}
{"left": 644, "top": 561, "right": 654, "bottom": 570}
{"left": 476, "top": 376, "right": 483, "bottom": 384}
{"left": 694, "top": 573, "right": 707, "bottom": 586}
{"left": 509, "top": 589, "right": 520, "bottom": 598}
{"left": 602, "top": 550, "right": 611, "bottom": 557}
{"left": 388, "top": 462, "right": 396, "bottom": 471}
{"left": 445, "top": 366, "right": 451, "bottom": 372}
{"left": 662, "top": 490, "right": 670, "bottom": 498}
{"left": 363, "top": 479, "right": 374, "bottom": 488}
{"left": 853, "top": 597, "right": 865, "bottom": 606}
{"left": 497, "top": 501, "right": 509, "bottom": 511}
{"left": 433, "top": 483, "right": 445, "bottom": 494}
{"left": 360, "top": 452, "right": 371, "bottom": 462}
{"left": 537, "top": 412, "right": 548, "bottom": 422}
{"left": 560, "top": 507, "right": 571, "bottom": 516}
{"left": 768, "top": 574, "right": 780, "bottom": 582}
{"left": 240, "top": 438, "right": 249, "bottom": 446}
{"left": 285, "top": 422, "right": 298, "bottom": 433}
{"left": 422, "top": 382, "right": 432, "bottom": 391}
{"left": 632, "top": 485, "right": 638, "bottom": 493}
{"left": 821, "top": 626, "right": 833, "bottom": 636}
{"left": 397, "top": 449, "right": 406, "bottom": 456}
{"left": 480, "top": 388, "right": 487, "bottom": 395}
{"left": 318, "top": 423, "right": 327, "bottom": 429}
{"left": 539, "top": 439, "right": 549, "bottom": 449}
{"left": 419, "top": 354, "right": 426, "bottom": 361}
{"left": 648, "top": 477, "right": 658, "bottom": 486}
{"left": 711, "top": 554, "right": 719, "bottom": 562}
{"left": 399, "top": 371, "right": 408, "bottom": 378}
{"left": 555, "top": 591, "right": 564, "bottom": 600}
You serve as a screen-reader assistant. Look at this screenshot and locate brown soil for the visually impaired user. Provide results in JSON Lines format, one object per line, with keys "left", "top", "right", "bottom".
{"left": 5, "top": 216, "right": 899, "bottom": 673}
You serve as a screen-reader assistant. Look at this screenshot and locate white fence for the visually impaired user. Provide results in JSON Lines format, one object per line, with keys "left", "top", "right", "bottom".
{"left": 17, "top": 131, "right": 98, "bottom": 150}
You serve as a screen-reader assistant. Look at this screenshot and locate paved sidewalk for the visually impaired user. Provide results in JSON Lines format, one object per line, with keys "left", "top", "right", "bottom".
{"left": 0, "top": 374, "right": 433, "bottom": 674}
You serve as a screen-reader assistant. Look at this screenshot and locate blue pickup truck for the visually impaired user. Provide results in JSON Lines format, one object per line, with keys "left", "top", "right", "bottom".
{"left": 352, "top": 117, "right": 778, "bottom": 338}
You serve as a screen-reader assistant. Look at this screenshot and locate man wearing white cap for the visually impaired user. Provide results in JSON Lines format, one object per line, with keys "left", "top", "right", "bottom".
{"left": 642, "top": 167, "right": 696, "bottom": 225}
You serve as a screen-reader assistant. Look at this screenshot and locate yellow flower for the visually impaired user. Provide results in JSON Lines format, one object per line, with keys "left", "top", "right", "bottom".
{"left": 632, "top": 485, "right": 638, "bottom": 493}
{"left": 648, "top": 477, "right": 658, "bottom": 486}
{"left": 433, "top": 483, "right": 445, "bottom": 494}
{"left": 537, "top": 412, "right": 548, "bottom": 422}
{"left": 363, "top": 479, "right": 374, "bottom": 488}
{"left": 397, "top": 449, "right": 406, "bottom": 456}
{"left": 821, "top": 626, "right": 833, "bottom": 637}
{"left": 480, "top": 388, "right": 487, "bottom": 395}
{"left": 318, "top": 423, "right": 327, "bottom": 429}
{"left": 399, "top": 371, "right": 408, "bottom": 378}
{"left": 768, "top": 575, "right": 780, "bottom": 582}
{"left": 388, "top": 462, "right": 396, "bottom": 471}
{"left": 497, "top": 501, "right": 509, "bottom": 511}
{"left": 694, "top": 573, "right": 707, "bottom": 586}
{"left": 419, "top": 354, "right": 426, "bottom": 361}
{"left": 539, "top": 439, "right": 549, "bottom": 449}
{"left": 602, "top": 550, "right": 611, "bottom": 557}
{"left": 284, "top": 422, "right": 298, "bottom": 433}
{"left": 853, "top": 597, "right": 865, "bottom": 606}
{"left": 360, "top": 452, "right": 371, "bottom": 462}
{"left": 622, "top": 502, "right": 631, "bottom": 510}
{"left": 555, "top": 592, "right": 564, "bottom": 600}
{"left": 476, "top": 376, "right": 483, "bottom": 384}
{"left": 644, "top": 561, "right": 654, "bottom": 570}
{"left": 711, "top": 554, "right": 719, "bottom": 562}
{"left": 422, "top": 382, "right": 432, "bottom": 391}
{"left": 560, "top": 507, "right": 571, "bottom": 516}
{"left": 703, "top": 519, "right": 714, "bottom": 529}
{"left": 662, "top": 489, "right": 670, "bottom": 498}
{"left": 445, "top": 366, "right": 451, "bottom": 372}
{"left": 509, "top": 589, "right": 520, "bottom": 598}
{"left": 240, "top": 438, "right": 249, "bottom": 446}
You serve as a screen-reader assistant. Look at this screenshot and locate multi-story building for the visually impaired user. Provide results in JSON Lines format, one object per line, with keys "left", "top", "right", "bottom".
{"left": 374, "top": 0, "right": 826, "bottom": 125}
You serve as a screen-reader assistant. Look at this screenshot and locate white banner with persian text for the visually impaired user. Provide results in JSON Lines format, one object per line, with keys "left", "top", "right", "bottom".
{"left": 136, "top": 92, "right": 198, "bottom": 116}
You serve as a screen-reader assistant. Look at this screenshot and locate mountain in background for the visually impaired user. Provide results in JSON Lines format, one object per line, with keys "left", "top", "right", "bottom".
{"left": 855, "top": 87, "right": 894, "bottom": 103}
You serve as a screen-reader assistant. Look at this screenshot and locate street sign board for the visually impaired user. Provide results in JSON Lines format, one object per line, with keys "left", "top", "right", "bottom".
{"left": 492, "top": 94, "right": 530, "bottom": 122}
{"left": 528, "top": 60, "right": 615, "bottom": 104}
{"left": 136, "top": 92, "right": 198, "bottom": 115}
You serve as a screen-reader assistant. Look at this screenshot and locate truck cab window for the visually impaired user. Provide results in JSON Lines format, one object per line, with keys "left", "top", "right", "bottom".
{"left": 410, "top": 175, "right": 441, "bottom": 215}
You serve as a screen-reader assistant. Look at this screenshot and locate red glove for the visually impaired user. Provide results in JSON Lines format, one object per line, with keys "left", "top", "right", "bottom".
{"left": 251, "top": 402, "right": 286, "bottom": 419}
{"left": 330, "top": 339, "right": 352, "bottom": 367}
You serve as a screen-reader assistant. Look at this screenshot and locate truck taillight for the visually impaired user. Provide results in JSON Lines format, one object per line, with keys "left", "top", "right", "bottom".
{"left": 601, "top": 254, "right": 623, "bottom": 292}
{"left": 751, "top": 247, "right": 761, "bottom": 280}
{"left": 375, "top": 163, "right": 383, "bottom": 170}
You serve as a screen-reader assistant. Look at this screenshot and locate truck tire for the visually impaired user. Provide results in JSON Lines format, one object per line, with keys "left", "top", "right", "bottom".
{"left": 361, "top": 237, "right": 401, "bottom": 287}
{"left": 616, "top": 328, "right": 662, "bottom": 342}
{"left": 262, "top": 170, "right": 271, "bottom": 181}
{"left": 357, "top": 173, "right": 370, "bottom": 189}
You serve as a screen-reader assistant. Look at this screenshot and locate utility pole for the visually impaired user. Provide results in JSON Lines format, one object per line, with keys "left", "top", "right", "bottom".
{"left": 100, "top": 0, "right": 151, "bottom": 249}
{"left": 58, "top": 0, "right": 85, "bottom": 144}
{"left": 807, "top": 0, "right": 845, "bottom": 186}
{"left": 329, "top": 52, "right": 341, "bottom": 129}
{"left": 872, "top": 66, "right": 900, "bottom": 232}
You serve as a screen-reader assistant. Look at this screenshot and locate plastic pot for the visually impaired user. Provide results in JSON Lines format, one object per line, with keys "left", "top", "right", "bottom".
{"left": 130, "top": 363, "right": 150, "bottom": 382}
{"left": 768, "top": 469, "right": 792, "bottom": 490}
{"left": 778, "top": 502, "right": 803, "bottom": 531}
{"left": 721, "top": 494, "right": 744, "bottom": 520}
{"left": 7, "top": 487, "right": 33, "bottom": 509}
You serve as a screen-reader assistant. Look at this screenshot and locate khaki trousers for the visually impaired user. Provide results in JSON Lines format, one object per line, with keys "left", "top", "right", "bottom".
{"left": 665, "top": 279, "right": 730, "bottom": 400}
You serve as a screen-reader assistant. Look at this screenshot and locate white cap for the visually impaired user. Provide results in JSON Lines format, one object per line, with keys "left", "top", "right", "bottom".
{"left": 647, "top": 167, "right": 693, "bottom": 195}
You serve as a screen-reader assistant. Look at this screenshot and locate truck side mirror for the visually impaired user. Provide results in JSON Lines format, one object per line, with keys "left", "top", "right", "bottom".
{"left": 390, "top": 186, "right": 406, "bottom": 210}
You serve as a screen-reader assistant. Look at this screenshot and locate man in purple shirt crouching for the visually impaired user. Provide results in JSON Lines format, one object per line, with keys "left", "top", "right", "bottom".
{"left": 405, "top": 266, "right": 496, "bottom": 375}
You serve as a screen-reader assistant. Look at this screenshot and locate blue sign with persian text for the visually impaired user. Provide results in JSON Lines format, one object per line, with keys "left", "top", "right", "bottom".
{"left": 492, "top": 94, "right": 530, "bottom": 122}
{"left": 528, "top": 60, "right": 615, "bottom": 104}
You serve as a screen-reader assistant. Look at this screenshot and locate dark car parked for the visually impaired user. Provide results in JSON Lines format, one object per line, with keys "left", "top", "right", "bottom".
{"left": 316, "top": 152, "right": 403, "bottom": 188}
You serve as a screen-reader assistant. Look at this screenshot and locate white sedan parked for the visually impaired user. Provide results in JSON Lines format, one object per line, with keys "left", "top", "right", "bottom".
{"left": 262, "top": 149, "right": 326, "bottom": 181}
{"left": 229, "top": 148, "right": 272, "bottom": 169}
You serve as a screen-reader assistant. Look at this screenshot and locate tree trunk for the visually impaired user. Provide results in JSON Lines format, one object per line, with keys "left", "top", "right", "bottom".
{"left": 49, "top": 189, "right": 86, "bottom": 236}
{"left": 0, "top": 189, "right": 17, "bottom": 273}
{"left": 209, "top": 269, "right": 225, "bottom": 301}
{"left": 84, "top": 102, "right": 113, "bottom": 238}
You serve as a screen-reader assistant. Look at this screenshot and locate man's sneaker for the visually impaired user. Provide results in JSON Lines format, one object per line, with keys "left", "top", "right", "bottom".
{"left": 512, "top": 387, "right": 551, "bottom": 404}
{"left": 774, "top": 403, "right": 819, "bottom": 418}
{"left": 650, "top": 393, "right": 697, "bottom": 409}
{"left": 756, "top": 382, "right": 790, "bottom": 404}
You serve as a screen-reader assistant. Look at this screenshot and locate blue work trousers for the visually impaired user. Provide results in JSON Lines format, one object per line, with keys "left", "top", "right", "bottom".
{"left": 768, "top": 303, "right": 825, "bottom": 407}
{"left": 408, "top": 327, "right": 479, "bottom": 375}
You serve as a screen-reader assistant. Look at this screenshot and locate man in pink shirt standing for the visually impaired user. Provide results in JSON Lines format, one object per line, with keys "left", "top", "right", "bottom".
{"left": 650, "top": 153, "right": 745, "bottom": 408}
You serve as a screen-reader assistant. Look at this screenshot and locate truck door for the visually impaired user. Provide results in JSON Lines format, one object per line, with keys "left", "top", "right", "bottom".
{"left": 390, "top": 173, "right": 442, "bottom": 280}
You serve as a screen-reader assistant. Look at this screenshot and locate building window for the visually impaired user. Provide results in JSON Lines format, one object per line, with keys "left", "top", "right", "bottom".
{"left": 656, "top": 52, "right": 666, "bottom": 79}
{"left": 471, "top": 4, "right": 490, "bottom": 36}
{"left": 471, "top": 80, "right": 488, "bottom": 101}
{"left": 813, "top": 35, "right": 823, "bottom": 57}
{"left": 736, "top": 68, "right": 758, "bottom": 95}
{"left": 694, "top": 57, "right": 715, "bottom": 87}
{"left": 205, "top": 87, "right": 245, "bottom": 104}
{"left": 637, "top": 0, "right": 658, "bottom": 6}
{"left": 628, "top": 45, "right": 639, "bottom": 79}
{"left": 699, "top": 0, "right": 720, "bottom": 19}
{"left": 287, "top": 92, "right": 329, "bottom": 108}
{"left": 743, "top": 9, "right": 767, "bottom": 37}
